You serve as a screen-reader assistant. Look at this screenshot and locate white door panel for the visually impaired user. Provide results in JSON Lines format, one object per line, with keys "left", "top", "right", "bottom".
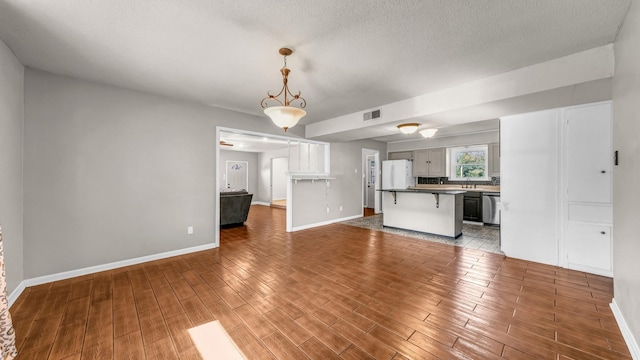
{"left": 500, "top": 110, "right": 560, "bottom": 266}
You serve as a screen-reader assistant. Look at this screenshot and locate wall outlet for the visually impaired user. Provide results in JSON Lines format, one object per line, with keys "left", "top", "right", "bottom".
{"left": 340, "top": 205, "right": 343, "bottom": 211}
{"left": 187, "top": 226, "right": 193, "bottom": 235}
{"left": 354, "top": 168, "right": 358, "bottom": 173}
{"left": 326, "top": 206, "right": 330, "bottom": 214}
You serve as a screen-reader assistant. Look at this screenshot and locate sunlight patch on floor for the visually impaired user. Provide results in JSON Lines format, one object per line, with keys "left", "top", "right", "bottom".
{"left": 188, "top": 321, "right": 245, "bottom": 359}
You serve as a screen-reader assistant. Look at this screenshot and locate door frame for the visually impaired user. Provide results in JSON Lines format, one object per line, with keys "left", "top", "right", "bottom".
{"left": 361, "top": 148, "right": 381, "bottom": 215}
{"left": 215, "top": 126, "right": 299, "bottom": 246}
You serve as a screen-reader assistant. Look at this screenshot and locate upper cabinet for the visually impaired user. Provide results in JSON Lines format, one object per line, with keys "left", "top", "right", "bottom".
{"left": 413, "top": 148, "right": 446, "bottom": 177}
{"left": 565, "top": 105, "right": 612, "bottom": 204}
{"left": 388, "top": 151, "right": 413, "bottom": 161}
{"left": 488, "top": 143, "right": 500, "bottom": 177}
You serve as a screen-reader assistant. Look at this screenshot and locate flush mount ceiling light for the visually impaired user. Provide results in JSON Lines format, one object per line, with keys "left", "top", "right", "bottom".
{"left": 419, "top": 128, "right": 438, "bottom": 138}
{"left": 397, "top": 123, "right": 420, "bottom": 134}
{"left": 261, "top": 48, "right": 307, "bottom": 132}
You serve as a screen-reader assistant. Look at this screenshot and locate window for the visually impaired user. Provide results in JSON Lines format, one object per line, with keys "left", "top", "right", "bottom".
{"left": 450, "top": 145, "right": 488, "bottom": 180}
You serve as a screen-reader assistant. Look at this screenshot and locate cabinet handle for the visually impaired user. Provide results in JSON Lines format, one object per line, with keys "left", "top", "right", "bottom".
{"left": 601, "top": 231, "right": 606, "bottom": 235}
{"left": 601, "top": 170, "right": 606, "bottom": 173}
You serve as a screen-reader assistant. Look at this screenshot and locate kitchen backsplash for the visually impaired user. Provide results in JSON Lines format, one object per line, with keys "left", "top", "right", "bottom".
{"left": 418, "top": 176, "right": 500, "bottom": 186}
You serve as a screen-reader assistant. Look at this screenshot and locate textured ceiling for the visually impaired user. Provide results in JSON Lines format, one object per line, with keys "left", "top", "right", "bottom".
{"left": 0, "top": 0, "right": 631, "bottom": 129}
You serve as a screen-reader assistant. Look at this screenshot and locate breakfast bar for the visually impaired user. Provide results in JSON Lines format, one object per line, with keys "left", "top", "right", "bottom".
{"left": 381, "top": 188, "right": 466, "bottom": 238}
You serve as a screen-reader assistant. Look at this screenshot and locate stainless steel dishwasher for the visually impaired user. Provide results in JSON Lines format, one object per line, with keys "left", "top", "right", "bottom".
{"left": 482, "top": 192, "right": 501, "bottom": 226}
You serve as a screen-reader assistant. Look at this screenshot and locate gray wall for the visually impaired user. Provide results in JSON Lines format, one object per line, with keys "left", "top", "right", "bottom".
{"left": 0, "top": 39, "right": 24, "bottom": 294}
{"left": 23, "top": 69, "right": 294, "bottom": 278}
{"left": 219, "top": 150, "right": 258, "bottom": 194}
{"left": 612, "top": 0, "right": 640, "bottom": 348}
{"left": 291, "top": 139, "right": 386, "bottom": 228}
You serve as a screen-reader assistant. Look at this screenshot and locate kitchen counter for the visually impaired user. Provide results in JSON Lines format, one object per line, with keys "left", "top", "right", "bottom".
{"left": 382, "top": 188, "right": 467, "bottom": 195}
{"left": 411, "top": 184, "right": 500, "bottom": 193}
{"left": 381, "top": 189, "right": 463, "bottom": 238}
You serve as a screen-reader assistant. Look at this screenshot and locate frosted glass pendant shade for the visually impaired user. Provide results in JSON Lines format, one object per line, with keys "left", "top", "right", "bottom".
{"left": 419, "top": 128, "right": 438, "bottom": 138}
{"left": 397, "top": 123, "right": 420, "bottom": 134}
{"left": 264, "top": 106, "right": 307, "bottom": 131}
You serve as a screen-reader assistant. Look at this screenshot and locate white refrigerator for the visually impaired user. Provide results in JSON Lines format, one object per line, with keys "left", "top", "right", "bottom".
{"left": 382, "top": 160, "right": 415, "bottom": 190}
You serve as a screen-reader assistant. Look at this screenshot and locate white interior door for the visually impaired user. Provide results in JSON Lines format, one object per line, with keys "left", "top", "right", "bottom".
{"left": 271, "top": 157, "right": 288, "bottom": 201}
{"left": 366, "top": 155, "right": 375, "bottom": 208}
{"left": 225, "top": 161, "right": 248, "bottom": 190}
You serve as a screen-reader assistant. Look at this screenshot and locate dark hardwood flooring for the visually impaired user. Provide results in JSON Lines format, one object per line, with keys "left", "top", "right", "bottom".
{"left": 10, "top": 205, "right": 630, "bottom": 359}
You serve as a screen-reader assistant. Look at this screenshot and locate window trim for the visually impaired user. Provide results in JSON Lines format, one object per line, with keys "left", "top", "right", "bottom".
{"left": 449, "top": 145, "right": 489, "bottom": 181}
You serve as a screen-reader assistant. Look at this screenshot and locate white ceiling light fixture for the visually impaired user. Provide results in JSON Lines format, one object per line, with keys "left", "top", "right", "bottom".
{"left": 261, "top": 48, "right": 306, "bottom": 132}
{"left": 397, "top": 123, "right": 420, "bottom": 134}
{"left": 419, "top": 128, "right": 438, "bottom": 138}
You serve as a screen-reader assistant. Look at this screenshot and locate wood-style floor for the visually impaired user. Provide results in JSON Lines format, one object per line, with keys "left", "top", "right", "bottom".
{"left": 270, "top": 200, "right": 286, "bottom": 210}
{"left": 10, "top": 205, "right": 630, "bottom": 359}
{"left": 363, "top": 208, "right": 376, "bottom": 217}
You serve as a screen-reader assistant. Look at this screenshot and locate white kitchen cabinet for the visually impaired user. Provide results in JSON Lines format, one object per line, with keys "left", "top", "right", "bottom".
{"left": 413, "top": 148, "right": 445, "bottom": 177}
{"left": 565, "top": 104, "right": 612, "bottom": 204}
{"left": 489, "top": 143, "right": 500, "bottom": 177}
{"left": 563, "top": 102, "right": 612, "bottom": 276}
{"left": 566, "top": 222, "right": 612, "bottom": 274}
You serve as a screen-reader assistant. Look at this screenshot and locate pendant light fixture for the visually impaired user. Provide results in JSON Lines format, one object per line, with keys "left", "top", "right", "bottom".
{"left": 397, "top": 123, "right": 420, "bottom": 134}
{"left": 261, "top": 48, "right": 306, "bottom": 132}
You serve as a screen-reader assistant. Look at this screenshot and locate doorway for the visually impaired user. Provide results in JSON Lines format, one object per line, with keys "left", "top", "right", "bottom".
{"left": 271, "top": 157, "right": 288, "bottom": 209}
{"left": 362, "top": 148, "right": 381, "bottom": 216}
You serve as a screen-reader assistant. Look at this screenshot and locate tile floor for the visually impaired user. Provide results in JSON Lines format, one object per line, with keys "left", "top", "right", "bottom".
{"left": 342, "top": 214, "right": 503, "bottom": 254}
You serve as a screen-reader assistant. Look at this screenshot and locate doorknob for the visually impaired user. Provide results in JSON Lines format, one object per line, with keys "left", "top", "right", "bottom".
{"left": 601, "top": 170, "right": 606, "bottom": 173}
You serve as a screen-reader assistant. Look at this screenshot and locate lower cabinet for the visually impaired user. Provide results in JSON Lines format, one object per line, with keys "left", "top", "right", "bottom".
{"left": 566, "top": 222, "right": 612, "bottom": 275}
{"left": 463, "top": 192, "right": 482, "bottom": 222}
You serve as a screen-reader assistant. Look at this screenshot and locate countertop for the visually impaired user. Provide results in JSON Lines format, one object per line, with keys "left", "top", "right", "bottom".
{"left": 411, "top": 184, "right": 500, "bottom": 193}
{"left": 381, "top": 188, "right": 467, "bottom": 195}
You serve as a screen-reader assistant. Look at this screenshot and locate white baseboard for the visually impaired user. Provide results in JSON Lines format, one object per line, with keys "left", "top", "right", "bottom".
{"left": 7, "top": 242, "right": 217, "bottom": 308}
{"left": 611, "top": 298, "right": 640, "bottom": 359}
{"left": 290, "top": 214, "right": 362, "bottom": 232}
{"left": 8, "top": 281, "right": 26, "bottom": 308}
{"left": 251, "top": 201, "right": 271, "bottom": 206}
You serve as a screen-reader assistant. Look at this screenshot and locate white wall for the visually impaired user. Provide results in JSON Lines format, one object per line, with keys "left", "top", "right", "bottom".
{"left": 291, "top": 139, "right": 386, "bottom": 228}
{"left": 23, "top": 69, "right": 293, "bottom": 279}
{"left": 612, "top": 0, "right": 640, "bottom": 351}
{"left": 219, "top": 150, "right": 258, "bottom": 193}
{"left": 0, "top": 39, "right": 24, "bottom": 294}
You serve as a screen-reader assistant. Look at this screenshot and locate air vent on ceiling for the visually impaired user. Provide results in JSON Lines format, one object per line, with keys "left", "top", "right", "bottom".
{"left": 363, "top": 109, "right": 381, "bottom": 121}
